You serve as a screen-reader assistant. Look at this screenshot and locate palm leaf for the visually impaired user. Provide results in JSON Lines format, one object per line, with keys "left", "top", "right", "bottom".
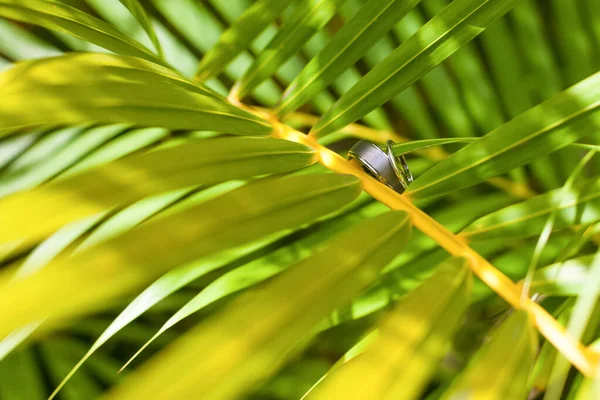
{"left": 276, "top": 0, "right": 421, "bottom": 116}
{"left": 0, "top": 53, "right": 270, "bottom": 134}
{"left": 441, "top": 311, "right": 538, "bottom": 400}
{"left": 195, "top": 0, "right": 294, "bottom": 81}
{"left": 305, "top": 257, "right": 470, "bottom": 400}
{"left": 310, "top": 0, "right": 523, "bottom": 138}
{"left": 408, "top": 72, "right": 600, "bottom": 199}
{"left": 0, "top": 137, "right": 315, "bottom": 242}
{"left": 105, "top": 211, "right": 411, "bottom": 400}
{"left": 117, "top": 0, "right": 163, "bottom": 57}
{"left": 232, "top": 0, "right": 347, "bottom": 99}
{"left": 0, "top": 173, "right": 361, "bottom": 337}
{"left": 0, "top": 0, "right": 164, "bottom": 65}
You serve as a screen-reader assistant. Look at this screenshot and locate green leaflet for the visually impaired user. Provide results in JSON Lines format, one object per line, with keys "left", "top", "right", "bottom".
{"left": 0, "top": 349, "right": 45, "bottom": 400}
{"left": 305, "top": 258, "right": 471, "bottom": 400}
{"left": 117, "top": 0, "right": 163, "bottom": 57}
{"left": 232, "top": 0, "right": 347, "bottom": 99}
{"left": 0, "top": 53, "right": 271, "bottom": 135}
{"left": 0, "top": 18, "right": 61, "bottom": 60}
{"left": 0, "top": 129, "right": 42, "bottom": 171}
{"left": 195, "top": 0, "right": 294, "bottom": 81}
{"left": 408, "top": 72, "right": 600, "bottom": 199}
{"left": 390, "top": 138, "right": 477, "bottom": 155}
{"left": 309, "top": 0, "right": 523, "bottom": 138}
{"left": 549, "top": 0, "right": 596, "bottom": 87}
{"left": 461, "top": 175, "right": 600, "bottom": 241}
{"left": 117, "top": 201, "right": 387, "bottom": 370}
{"left": 276, "top": 0, "right": 422, "bottom": 116}
{"left": 63, "top": 127, "right": 170, "bottom": 177}
{"left": 105, "top": 211, "right": 411, "bottom": 400}
{"left": 510, "top": 1, "right": 562, "bottom": 102}
{"left": 50, "top": 187, "right": 373, "bottom": 398}
{"left": 441, "top": 311, "right": 537, "bottom": 400}
{"left": 390, "top": 8, "right": 476, "bottom": 138}
{"left": 1, "top": 126, "right": 84, "bottom": 178}
{"left": 0, "top": 216, "right": 104, "bottom": 361}
{"left": 527, "top": 255, "right": 593, "bottom": 297}
{"left": 0, "top": 124, "right": 130, "bottom": 197}
{"left": 545, "top": 252, "right": 600, "bottom": 400}
{"left": 0, "top": 0, "right": 164, "bottom": 66}
{"left": 0, "top": 137, "right": 315, "bottom": 242}
{"left": 41, "top": 339, "right": 104, "bottom": 400}
{"left": 151, "top": 0, "right": 281, "bottom": 104}
{"left": 419, "top": 0, "right": 505, "bottom": 134}
{"left": 0, "top": 173, "right": 362, "bottom": 337}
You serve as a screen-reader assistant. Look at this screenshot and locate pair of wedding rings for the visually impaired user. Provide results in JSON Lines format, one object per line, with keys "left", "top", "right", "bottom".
{"left": 348, "top": 140, "right": 413, "bottom": 194}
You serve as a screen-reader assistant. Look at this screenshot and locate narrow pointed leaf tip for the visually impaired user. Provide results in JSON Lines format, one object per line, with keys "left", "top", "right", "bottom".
{"left": 105, "top": 211, "right": 411, "bottom": 400}
{"left": 305, "top": 257, "right": 471, "bottom": 400}
{"left": 0, "top": 173, "right": 362, "bottom": 338}
{"left": 0, "top": 53, "right": 271, "bottom": 135}
{"left": 309, "top": 0, "right": 524, "bottom": 138}
{"left": 0, "top": 137, "right": 315, "bottom": 243}
{"left": 117, "top": 0, "right": 163, "bottom": 57}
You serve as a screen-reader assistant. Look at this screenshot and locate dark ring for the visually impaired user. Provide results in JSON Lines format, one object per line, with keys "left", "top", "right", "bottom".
{"left": 348, "top": 140, "right": 408, "bottom": 194}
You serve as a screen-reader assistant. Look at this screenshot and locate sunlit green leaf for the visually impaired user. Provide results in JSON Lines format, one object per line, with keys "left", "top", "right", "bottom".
{"left": 276, "top": 0, "right": 421, "bottom": 116}
{"left": 527, "top": 256, "right": 593, "bottom": 297}
{"left": 117, "top": 0, "right": 162, "bottom": 57}
{"left": 545, "top": 252, "right": 600, "bottom": 400}
{"left": 0, "top": 124, "right": 129, "bottom": 197}
{"left": 310, "top": 0, "right": 523, "bottom": 138}
{"left": 195, "top": 0, "right": 293, "bottom": 81}
{"left": 0, "top": 137, "right": 314, "bottom": 242}
{"left": 232, "top": 0, "right": 347, "bottom": 99}
{"left": 0, "top": 0, "right": 164, "bottom": 65}
{"left": 0, "top": 173, "right": 361, "bottom": 337}
{"left": 118, "top": 201, "right": 388, "bottom": 369}
{"left": 0, "top": 53, "right": 271, "bottom": 135}
{"left": 390, "top": 138, "right": 476, "bottom": 155}
{"left": 441, "top": 311, "right": 538, "bottom": 400}
{"left": 63, "top": 127, "right": 170, "bottom": 177}
{"left": 461, "top": 175, "right": 600, "bottom": 241}
{"left": 305, "top": 257, "right": 470, "bottom": 400}
{"left": 106, "top": 211, "right": 411, "bottom": 400}
{"left": 409, "top": 72, "right": 600, "bottom": 199}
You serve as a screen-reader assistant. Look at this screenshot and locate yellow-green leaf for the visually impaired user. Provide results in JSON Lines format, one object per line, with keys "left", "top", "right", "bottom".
{"left": 408, "top": 72, "right": 600, "bottom": 199}
{"left": 461, "top": 175, "right": 600, "bottom": 241}
{"left": 0, "top": 53, "right": 271, "bottom": 135}
{"left": 0, "top": 137, "right": 315, "bottom": 243}
{"left": 276, "top": 0, "right": 422, "bottom": 116}
{"left": 232, "top": 0, "right": 347, "bottom": 99}
{"left": 105, "top": 211, "right": 411, "bottom": 400}
{"left": 117, "top": 0, "right": 163, "bottom": 57}
{"left": 309, "top": 0, "right": 523, "bottom": 138}
{"left": 0, "top": 173, "right": 362, "bottom": 337}
{"left": 0, "top": 0, "right": 164, "bottom": 65}
{"left": 305, "top": 257, "right": 471, "bottom": 400}
{"left": 195, "top": 0, "right": 294, "bottom": 81}
{"left": 526, "top": 255, "right": 593, "bottom": 296}
{"left": 115, "top": 201, "right": 387, "bottom": 371}
{"left": 441, "top": 311, "right": 538, "bottom": 400}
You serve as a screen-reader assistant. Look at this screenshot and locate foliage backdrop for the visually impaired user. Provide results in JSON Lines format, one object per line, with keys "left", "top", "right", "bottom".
{"left": 0, "top": 0, "right": 599, "bottom": 399}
